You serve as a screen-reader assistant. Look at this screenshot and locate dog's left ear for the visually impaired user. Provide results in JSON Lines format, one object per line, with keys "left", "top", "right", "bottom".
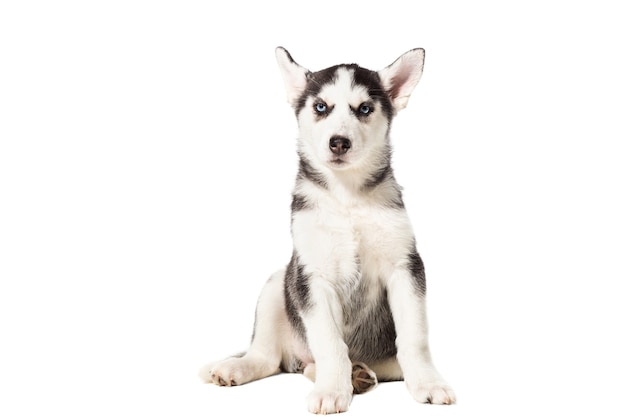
{"left": 275, "top": 47, "right": 310, "bottom": 108}
{"left": 378, "top": 48, "right": 425, "bottom": 110}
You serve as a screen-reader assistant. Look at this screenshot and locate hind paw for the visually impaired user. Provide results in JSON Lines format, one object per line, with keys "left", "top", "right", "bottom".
{"left": 198, "top": 357, "right": 254, "bottom": 386}
{"left": 199, "top": 355, "right": 280, "bottom": 387}
{"left": 351, "top": 362, "right": 378, "bottom": 394}
{"left": 198, "top": 359, "right": 243, "bottom": 386}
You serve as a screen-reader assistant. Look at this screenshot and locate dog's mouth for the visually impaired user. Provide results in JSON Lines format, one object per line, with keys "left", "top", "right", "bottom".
{"left": 329, "top": 157, "right": 349, "bottom": 167}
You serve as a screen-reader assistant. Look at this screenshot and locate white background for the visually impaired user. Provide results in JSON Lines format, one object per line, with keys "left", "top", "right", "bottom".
{"left": 1, "top": 1, "right": 625, "bottom": 416}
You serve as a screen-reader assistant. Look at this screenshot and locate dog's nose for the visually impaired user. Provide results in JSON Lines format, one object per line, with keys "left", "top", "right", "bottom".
{"left": 329, "top": 136, "right": 351, "bottom": 155}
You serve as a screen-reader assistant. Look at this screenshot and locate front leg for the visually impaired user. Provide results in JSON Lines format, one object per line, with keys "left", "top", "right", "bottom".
{"left": 387, "top": 258, "right": 456, "bottom": 405}
{"left": 301, "top": 279, "right": 353, "bottom": 414}
{"left": 289, "top": 210, "right": 359, "bottom": 414}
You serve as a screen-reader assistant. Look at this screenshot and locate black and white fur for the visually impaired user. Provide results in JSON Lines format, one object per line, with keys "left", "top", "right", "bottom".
{"left": 199, "top": 47, "right": 455, "bottom": 414}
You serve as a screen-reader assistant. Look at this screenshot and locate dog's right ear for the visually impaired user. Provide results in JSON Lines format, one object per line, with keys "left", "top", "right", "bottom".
{"left": 378, "top": 48, "right": 425, "bottom": 111}
{"left": 275, "top": 47, "right": 309, "bottom": 108}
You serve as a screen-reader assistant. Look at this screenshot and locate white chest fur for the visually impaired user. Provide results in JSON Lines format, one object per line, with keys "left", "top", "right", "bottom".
{"left": 291, "top": 182, "right": 416, "bottom": 291}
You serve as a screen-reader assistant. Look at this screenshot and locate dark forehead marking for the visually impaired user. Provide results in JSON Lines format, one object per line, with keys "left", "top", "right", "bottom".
{"left": 295, "top": 64, "right": 393, "bottom": 119}
{"left": 295, "top": 65, "right": 339, "bottom": 113}
{"left": 351, "top": 66, "right": 394, "bottom": 119}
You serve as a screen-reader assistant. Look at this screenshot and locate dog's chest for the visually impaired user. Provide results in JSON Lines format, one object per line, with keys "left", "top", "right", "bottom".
{"left": 291, "top": 193, "right": 416, "bottom": 361}
{"left": 293, "top": 195, "right": 414, "bottom": 287}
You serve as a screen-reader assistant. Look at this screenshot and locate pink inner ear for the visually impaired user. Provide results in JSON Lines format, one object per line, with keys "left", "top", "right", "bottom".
{"left": 379, "top": 50, "right": 424, "bottom": 109}
{"left": 389, "top": 65, "right": 414, "bottom": 99}
{"left": 389, "top": 58, "right": 419, "bottom": 99}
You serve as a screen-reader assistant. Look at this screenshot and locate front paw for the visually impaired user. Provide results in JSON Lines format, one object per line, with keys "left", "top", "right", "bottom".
{"left": 408, "top": 380, "right": 456, "bottom": 405}
{"left": 306, "top": 388, "right": 352, "bottom": 414}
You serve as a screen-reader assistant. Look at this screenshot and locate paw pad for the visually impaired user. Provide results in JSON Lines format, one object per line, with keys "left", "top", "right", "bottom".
{"left": 351, "top": 362, "right": 378, "bottom": 394}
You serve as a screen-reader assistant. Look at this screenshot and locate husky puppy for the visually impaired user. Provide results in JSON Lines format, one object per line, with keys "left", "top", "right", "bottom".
{"left": 199, "top": 47, "right": 455, "bottom": 414}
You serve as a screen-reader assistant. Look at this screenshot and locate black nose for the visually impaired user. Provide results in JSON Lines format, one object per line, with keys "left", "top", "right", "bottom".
{"left": 329, "top": 136, "right": 351, "bottom": 156}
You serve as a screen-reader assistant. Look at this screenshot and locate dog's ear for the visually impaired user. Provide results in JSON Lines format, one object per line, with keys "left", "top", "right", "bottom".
{"left": 378, "top": 48, "right": 425, "bottom": 110}
{"left": 275, "top": 47, "right": 309, "bottom": 108}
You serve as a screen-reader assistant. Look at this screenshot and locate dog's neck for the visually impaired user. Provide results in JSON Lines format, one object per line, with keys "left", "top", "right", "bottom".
{"left": 296, "top": 148, "right": 403, "bottom": 209}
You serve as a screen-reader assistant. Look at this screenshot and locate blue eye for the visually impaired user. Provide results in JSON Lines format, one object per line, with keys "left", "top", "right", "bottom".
{"left": 359, "top": 104, "right": 371, "bottom": 115}
{"left": 315, "top": 102, "right": 327, "bottom": 113}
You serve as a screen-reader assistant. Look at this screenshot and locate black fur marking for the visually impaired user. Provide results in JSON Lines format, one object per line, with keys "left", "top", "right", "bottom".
{"left": 284, "top": 252, "right": 310, "bottom": 340}
{"left": 294, "top": 64, "right": 394, "bottom": 121}
{"left": 381, "top": 177, "right": 406, "bottom": 210}
{"left": 390, "top": 191, "right": 405, "bottom": 209}
{"left": 297, "top": 153, "right": 327, "bottom": 189}
{"left": 351, "top": 66, "right": 394, "bottom": 120}
{"left": 294, "top": 263, "right": 310, "bottom": 306}
{"left": 344, "top": 286, "right": 398, "bottom": 363}
{"left": 283, "top": 286, "right": 304, "bottom": 339}
{"left": 351, "top": 101, "right": 375, "bottom": 121}
{"left": 291, "top": 193, "right": 310, "bottom": 212}
{"left": 363, "top": 163, "right": 392, "bottom": 190}
{"left": 359, "top": 148, "right": 406, "bottom": 210}
{"left": 278, "top": 46, "right": 298, "bottom": 65}
{"left": 295, "top": 66, "right": 340, "bottom": 114}
{"left": 408, "top": 245, "right": 427, "bottom": 296}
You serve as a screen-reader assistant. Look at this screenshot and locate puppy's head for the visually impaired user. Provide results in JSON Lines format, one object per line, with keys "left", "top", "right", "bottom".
{"left": 276, "top": 47, "right": 425, "bottom": 171}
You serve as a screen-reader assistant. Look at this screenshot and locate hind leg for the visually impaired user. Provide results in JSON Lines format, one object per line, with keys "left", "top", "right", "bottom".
{"left": 199, "top": 269, "right": 288, "bottom": 386}
{"left": 369, "top": 357, "right": 404, "bottom": 382}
